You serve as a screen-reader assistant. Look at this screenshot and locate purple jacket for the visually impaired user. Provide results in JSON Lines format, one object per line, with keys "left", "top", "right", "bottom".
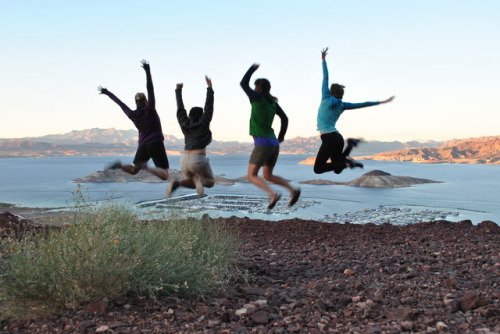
{"left": 104, "top": 67, "right": 164, "bottom": 147}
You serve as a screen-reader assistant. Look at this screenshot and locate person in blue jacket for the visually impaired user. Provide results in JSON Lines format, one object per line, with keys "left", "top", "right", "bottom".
{"left": 315, "top": 47, "right": 395, "bottom": 175}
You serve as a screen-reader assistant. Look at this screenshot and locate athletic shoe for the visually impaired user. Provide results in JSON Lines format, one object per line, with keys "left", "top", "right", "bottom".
{"left": 289, "top": 188, "right": 301, "bottom": 207}
{"left": 166, "top": 179, "right": 180, "bottom": 197}
{"left": 346, "top": 157, "right": 364, "bottom": 169}
{"left": 347, "top": 138, "right": 362, "bottom": 147}
{"left": 267, "top": 192, "right": 282, "bottom": 210}
{"left": 105, "top": 160, "right": 122, "bottom": 170}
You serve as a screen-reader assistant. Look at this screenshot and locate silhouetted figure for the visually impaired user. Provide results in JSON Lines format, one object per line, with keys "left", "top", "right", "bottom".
{"left": 98, "top": 60, "right": 169, "bottom": 180}
{"left": 240, "top": 63, "right": 301, "bottom": 209}
{"left": 167, "top": 76, "right": 215, "bottom": 197}
{"left": 315, "top": 47, "right": 395, "bottom": 175}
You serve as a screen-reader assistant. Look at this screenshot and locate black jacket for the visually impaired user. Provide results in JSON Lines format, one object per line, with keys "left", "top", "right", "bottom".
{"left": 176, "top": 87, "right": 214, "bottom": 150}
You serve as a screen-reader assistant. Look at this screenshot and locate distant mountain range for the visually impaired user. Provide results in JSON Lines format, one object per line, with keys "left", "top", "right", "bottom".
{"left": 0, "top": 128, "right": 444, "bottom": 158}
{"left": 4, "top": 129, "right": 498, "bottom": 164}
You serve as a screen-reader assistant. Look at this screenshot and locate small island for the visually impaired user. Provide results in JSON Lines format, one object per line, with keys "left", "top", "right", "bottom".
{"left": 301, "top": 170, "right": 441, "bottom": 188}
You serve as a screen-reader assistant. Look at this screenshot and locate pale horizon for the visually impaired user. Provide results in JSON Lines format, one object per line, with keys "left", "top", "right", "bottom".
{"left": 1, "top": 1, "right": 499, "bottom": 143}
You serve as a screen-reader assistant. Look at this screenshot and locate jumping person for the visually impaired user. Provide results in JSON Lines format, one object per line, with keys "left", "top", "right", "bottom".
{"left": 98, "top": 60, "right": 169, "bottom": 180}
{"left": 240, "top": 63, "right": 301, "bottom": 209}
{"left": 315, "top": 47, "right": 395, "bottom": 175}
{"left": 167, "top": 76, "right": 215, "bottom": 197}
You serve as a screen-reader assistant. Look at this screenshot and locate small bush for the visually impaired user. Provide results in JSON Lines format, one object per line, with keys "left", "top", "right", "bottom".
{"left": 0, "top": 204, "right": 237, "bottom": 319}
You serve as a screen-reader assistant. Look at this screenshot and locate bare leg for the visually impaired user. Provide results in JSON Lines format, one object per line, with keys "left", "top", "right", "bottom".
{"left": 262, "top": 165, "right": 301, "bottom": 206}
{"left": 144, "top": 166, "right": 169, "bottom": 180}
{"left": 247, "top": 164, "right": 274, "bottom": 196}
{"left": 120, "top": 164, "right": 141, "bottom": 175}
{"left": 178, "top": 178, "right": 196, "bottom": 189}
{"left": 262, "top": 165, "right": 295, "bottom": 193}
{"left": 199, "top": 176, "right": 215, "bottom": 188}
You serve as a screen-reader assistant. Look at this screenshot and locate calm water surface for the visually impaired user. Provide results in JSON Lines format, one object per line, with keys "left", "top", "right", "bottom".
{"left": 0, "top": 155, "right": 498, "bottom": 224}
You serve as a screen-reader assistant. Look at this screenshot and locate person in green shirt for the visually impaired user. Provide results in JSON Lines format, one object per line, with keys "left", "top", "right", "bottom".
{"left": 240, "top": 63, "right": 301, "bottom": 209}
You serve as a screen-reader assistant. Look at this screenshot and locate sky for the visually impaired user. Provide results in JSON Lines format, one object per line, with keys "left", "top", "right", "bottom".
{"left": 1, "top": 0, "right": 499, "bottom": 143}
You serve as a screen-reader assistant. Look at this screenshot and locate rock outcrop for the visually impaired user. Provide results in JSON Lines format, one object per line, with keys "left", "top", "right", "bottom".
{"left": 74, "top": 169, "right": 235, "bottom": 185}
{"left": 301, "top": 170, "right": 440, "bottom": 188}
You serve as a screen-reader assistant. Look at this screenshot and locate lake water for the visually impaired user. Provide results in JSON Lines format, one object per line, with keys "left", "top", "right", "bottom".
{"left": 0, "top": 155, "right": 498, "bottom": 224}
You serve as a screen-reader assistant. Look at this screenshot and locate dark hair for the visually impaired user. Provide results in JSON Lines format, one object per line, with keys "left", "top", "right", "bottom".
{"left": 254, "top": 78, "right": 278, "bottom": 102}
{"left": 189, "top": 107, "right": 203, "bottom": 121}
{"left": 330, "top": 84, "right": 345, "bottom": 99}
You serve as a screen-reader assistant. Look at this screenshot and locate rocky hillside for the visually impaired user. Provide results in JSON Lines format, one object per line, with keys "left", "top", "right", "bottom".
{"left": 361, "top": 136, "right": 500, "bottom": 164}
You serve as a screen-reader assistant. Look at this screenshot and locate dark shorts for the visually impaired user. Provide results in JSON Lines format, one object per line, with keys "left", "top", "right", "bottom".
{"left": 249, "top": 145, "right": 279, "bottom": 167}
{"left": 133, "top": 141, "right": 169, "bottom": 169}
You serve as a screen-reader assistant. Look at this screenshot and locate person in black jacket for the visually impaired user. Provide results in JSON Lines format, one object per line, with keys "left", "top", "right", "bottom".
{"left": 167, "top": 76, "right": 215, "bottom": 197}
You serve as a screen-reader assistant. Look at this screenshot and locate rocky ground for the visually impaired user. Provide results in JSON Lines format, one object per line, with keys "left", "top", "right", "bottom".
{"left": 1, "top": 211, "right": 499, "bottom": 333}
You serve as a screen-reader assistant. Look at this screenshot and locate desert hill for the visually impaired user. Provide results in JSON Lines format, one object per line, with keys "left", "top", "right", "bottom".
{"left": 300, "top": 135, "right": 499, "bottom": 165}
{"left": 360, "top": 136, "right": 500, "bottom": 164}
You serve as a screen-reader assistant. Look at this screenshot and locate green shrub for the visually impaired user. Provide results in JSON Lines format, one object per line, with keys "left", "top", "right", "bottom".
{"left": 0, "top": 204, "right": 237, "bottom": 319}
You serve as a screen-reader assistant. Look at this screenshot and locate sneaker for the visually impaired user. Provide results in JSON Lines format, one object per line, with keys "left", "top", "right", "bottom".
{"left": 289, "top": 188, "right": 301, "bottom": 207}
{"left": 347, "top": 138, "right": 362, "bottom": 147}
{"left": 105, "top": 160, "right": 122, "bottom": 171}
{"left": 267, "top": 192, "right": 282, "bottom": 210}
{"left": 193, "top": 175, "right": 204, "bottom": 197}
{"left": 166, "top": 179, "right": 180, "bottom": 197}
{"left": 346, "top": 157, "right": 364, "bottom": 169}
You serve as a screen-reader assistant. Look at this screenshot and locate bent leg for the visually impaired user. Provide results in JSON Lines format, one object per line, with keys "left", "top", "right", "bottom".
{"left": 314, "top": 139, "right": 334, "bottom": 174}
{"left": 145, "top": 141, "right": 170, "bottom": 180}
{"left": 145, "top": 167, "right": 169, "bottom": 180}
{"left": 262, "top": 165, "right": 294, "bottom": 193}
{"left": 247, "top": 164, "right": 274, "bottom": 196}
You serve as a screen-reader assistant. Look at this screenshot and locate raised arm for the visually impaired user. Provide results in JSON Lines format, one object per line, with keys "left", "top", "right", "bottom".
{"left": 97, "top": 86, "right": 134, "bottom": 116}
{"left": 274, "top": 103, "right": 288, "bottom": 143}
{"left": 240, "top": 63, "right": 261, "bottom": 102}
{"left": 175, "top": 83, "right": 189, "bottom": 127}
{"left": 321, "top": 48, "right": 331, "bottom": 99}
{"left": 380, "top": 96, "right": 395, "bottom": 104}
{"left": 343, "top": 96, "right": 395, "bottom": 110}
{"left": 203, "top": 76, "right": 214, "bottom": 122}
{"left": 141, "top": 60, "right": 155, "bottom": 108}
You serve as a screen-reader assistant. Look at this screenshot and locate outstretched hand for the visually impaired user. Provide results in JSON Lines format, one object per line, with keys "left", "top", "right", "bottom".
{"left": 252, "top": 63, "right": 260, "bottom": 70}
{"left": 140, "top": 59, "right": 150, "bottom": 71}
{"left": 381, "top": 96, "right": 395, "bottom": 104}
{"left": 205, "top": 75, "right": 212, "bottom": 87}
{"left": 97, "top": 85, "right": 109, "bottom": 95}
{"left": 176, "top": 83, "right": 183, "bottom": 89}
{"left": 321, "top": 47, "right": 329, "bottom": 61}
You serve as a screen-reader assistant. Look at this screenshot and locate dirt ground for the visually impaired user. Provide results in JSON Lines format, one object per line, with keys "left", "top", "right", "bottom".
{"left": 1, "top": 210, "right": 499, "bottom": 333}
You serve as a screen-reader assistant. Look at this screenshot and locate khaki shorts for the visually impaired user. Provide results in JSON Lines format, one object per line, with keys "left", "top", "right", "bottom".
{"left": 249, "top": 145, "right": 279, "bottom": 167}
{"left": 180, "top": 154, "right": 214, "bottom": 180}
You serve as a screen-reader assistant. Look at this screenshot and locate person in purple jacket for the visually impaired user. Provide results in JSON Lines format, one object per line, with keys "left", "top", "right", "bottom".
{"left": 315, "top": 47, "right": 394, "bottom": 175}
{"left": 98, "top": 60, "right": 169, "bottom": 180}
